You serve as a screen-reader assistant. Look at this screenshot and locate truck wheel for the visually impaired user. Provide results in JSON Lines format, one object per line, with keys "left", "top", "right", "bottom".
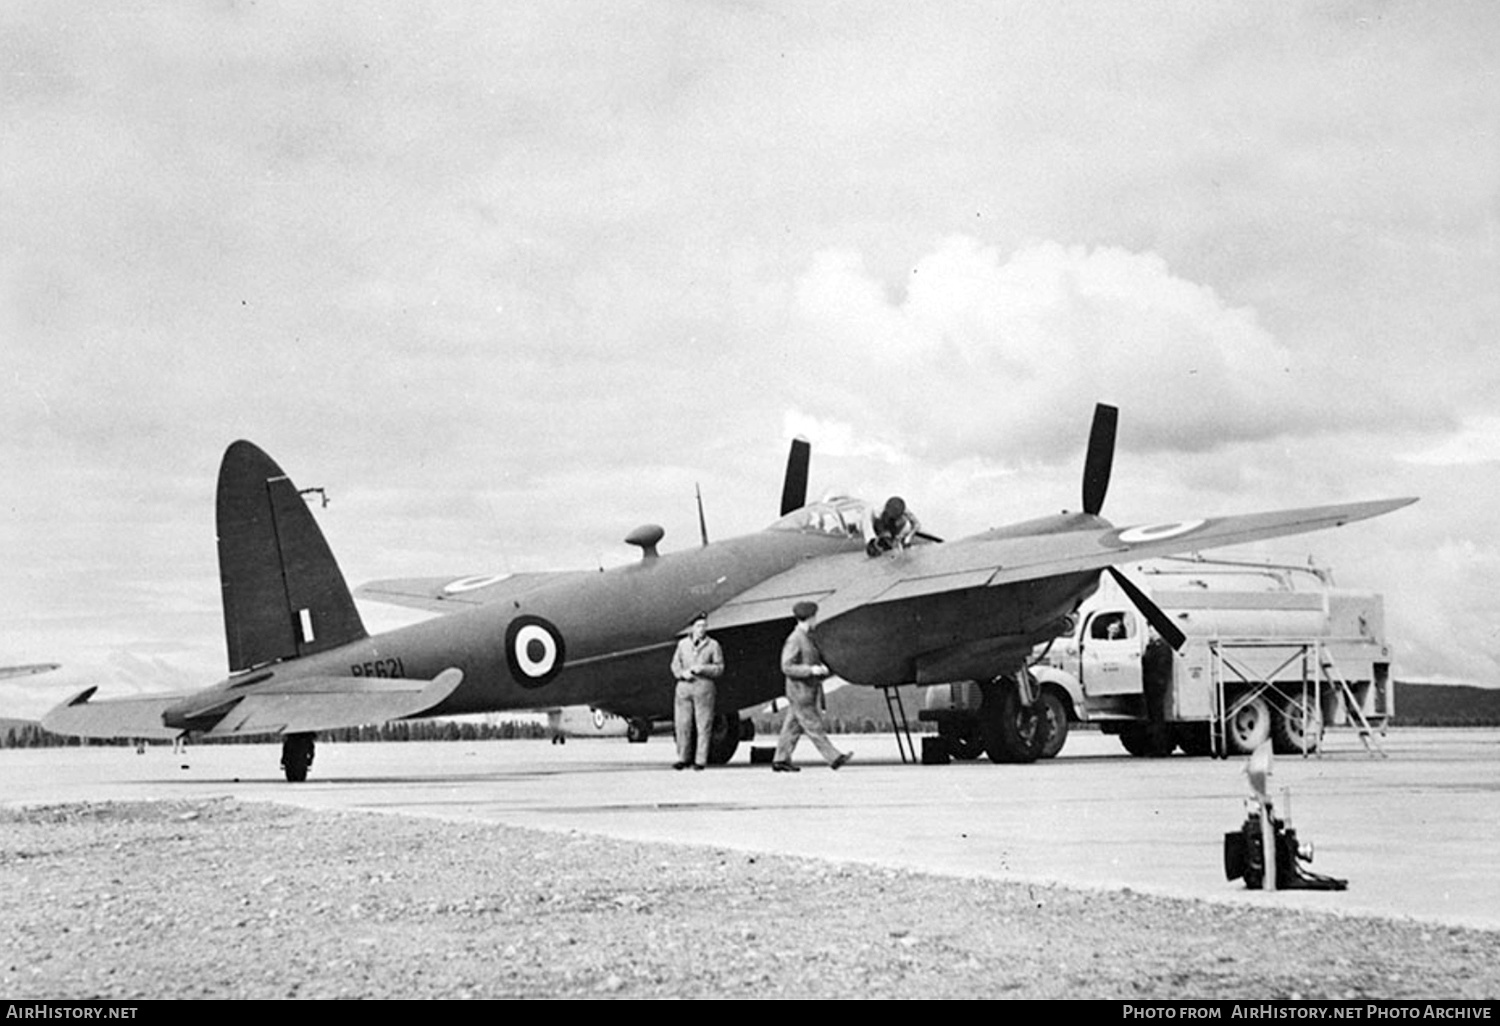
{"left": 1037, "top": 689, "right": 1069, "bottom": 759}
{"left": 939, "top": 718, "right": 986, "bottom": 760}
{"left": 979, "top": 678, "right": 1046, "bottom": 764}
{"left": 1272, "top": 693, "right": 1324, "bottom": 754}
{"left": 1174, "top": 723, "right": 1213, "bottom": 757}
{"left": 1119, "top": 723, "right": 1174, "bottom": 757}
{"left": 1225, "top": 694, "right": 1272, "bottom": 755}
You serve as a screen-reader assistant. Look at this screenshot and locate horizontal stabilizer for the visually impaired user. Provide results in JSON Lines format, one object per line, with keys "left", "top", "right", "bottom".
{"left": 355, "top": 571, "right": 587, "bottom": 613}
{"left": 202, "top": 667, "right": 465, "bottom": 736}
{"left": 42, "top": 687, "right": 187, "bottom": 741}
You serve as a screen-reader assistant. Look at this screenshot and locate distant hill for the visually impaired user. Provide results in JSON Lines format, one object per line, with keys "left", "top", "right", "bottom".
{"left": 1391, "top": 681, "right": 1500, "bottom": 726}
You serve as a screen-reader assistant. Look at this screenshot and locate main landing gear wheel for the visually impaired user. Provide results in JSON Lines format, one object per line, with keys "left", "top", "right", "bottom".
{"left": 626, "top": 717, "right": 651, "bottom": 744}
{"left": 938, "top": 718, "right": 986, "bottom": 760}
{"left": 280, "top": 732, "right": 315, "bottom": 783}
{"left": 706, "top": 713, "right": 742, "bottom": 765}
{"left": 1036, "top": 688, "right": 1069, "bottom": 760}
{"left": 979, "top": 677, "right": 1048, "bottom": 764}
{"left": 1224, "top": 694, "right": 1272, "bottom": 755}
{"left": 1272, "top": 692, "right": 1324, "bottom": 755}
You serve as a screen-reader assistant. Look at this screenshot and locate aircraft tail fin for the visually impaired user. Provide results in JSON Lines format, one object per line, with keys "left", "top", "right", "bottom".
{"left": 217, "top": 441, "right": 367, "bottom": 672}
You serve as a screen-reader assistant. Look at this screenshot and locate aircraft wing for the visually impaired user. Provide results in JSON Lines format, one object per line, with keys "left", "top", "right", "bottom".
{"left": 354, "top": 571, "right": 589, "bottom": 613}
{"left": 42, "top": 669, "right": 465, "bottom": 740}
{"left": 200, "top": 668, "right": 465, "bottom": 736}
{"left": 708, "top": 498, "right": 1416, "bottom": 631}
{"left": 42, "top": 688, "right": 189, "bottom": 740}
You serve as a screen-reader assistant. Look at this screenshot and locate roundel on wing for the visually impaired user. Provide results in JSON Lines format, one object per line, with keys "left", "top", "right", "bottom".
{"left": 444, "top": 573, "right": 513, "bottom": 594}
{"left": 505, "top": 615, "right": 566, "bottom": 688}
{"left": 1115, "top": 519, "right": 1208, "bottom": 545}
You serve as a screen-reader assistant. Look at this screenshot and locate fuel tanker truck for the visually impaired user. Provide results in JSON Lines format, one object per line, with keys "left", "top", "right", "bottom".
{"left": 921, "top": 556, "right": 1392, "bottom": 759}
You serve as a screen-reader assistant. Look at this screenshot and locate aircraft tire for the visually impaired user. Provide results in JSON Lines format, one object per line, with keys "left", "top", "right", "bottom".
{"left": 938, "top": 718, "right": 985, "bottom": 760}
{"left": 979, "top": 679, "right": 1045, "bottom": 764}
{"left": 706, "top": 713, "right": 741, "bottom": 765}
{"left": 1271, "top": 692, "right": 1324, "bottom": 755}
{"left": 1037, "top": 688, "right": 1069, "bottom": 759}
{"left": 280, "top": 732, "right": 315, "bottom": 783}
{"left": 1224, "top": 694, "right": 1273, "bottom": 755}
{"left": 626, "top": 718, "right": 651, "bottom": 744}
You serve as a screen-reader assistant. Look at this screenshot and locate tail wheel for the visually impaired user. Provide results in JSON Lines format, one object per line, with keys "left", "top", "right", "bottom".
{"left": 280, "top": 732, "right": 315, "bottom": 783}
{"left": 1224, "top": 694, "right": 1272, "bottom": 755}
{"left": 706, "top": 713, "right": 742, "bottom": 765}
{"left": 1272, "top": 692, "right": 1324, "bottom": 754}
{"left": 979, "top": 678, "right": 1046, "bottom": 764}
{"left": 938, "top": 718, "right": 985, "bottom": 760}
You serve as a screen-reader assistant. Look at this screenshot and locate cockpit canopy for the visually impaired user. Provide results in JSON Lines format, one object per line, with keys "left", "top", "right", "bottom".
{"left": 769, "top": 496, "right": 873, "bottom": 539}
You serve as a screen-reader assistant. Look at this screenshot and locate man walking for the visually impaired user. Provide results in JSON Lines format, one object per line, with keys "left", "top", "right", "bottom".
{"left": 772, "top": 601, "right": 852, "bottom": 772}
{"left": 670, "top": 611, "right": 723, "bottom": 770}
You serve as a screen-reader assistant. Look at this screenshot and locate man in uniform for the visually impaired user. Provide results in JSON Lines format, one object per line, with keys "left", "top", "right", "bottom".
{"left": 771, "top": 601, "right": 852, "bottom": 772}
{"left": 670, "top": 611, "right": 723, "bottom": 770}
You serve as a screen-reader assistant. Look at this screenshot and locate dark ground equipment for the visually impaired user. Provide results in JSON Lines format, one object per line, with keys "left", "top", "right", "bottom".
{"left": 1223, "top": 801, "right": 1347, "bottom": 890}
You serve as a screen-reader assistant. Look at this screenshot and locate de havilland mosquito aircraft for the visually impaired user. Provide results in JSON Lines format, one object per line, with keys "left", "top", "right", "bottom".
{"left": 44, "top": 405, "right": 1414, "bottom": 780}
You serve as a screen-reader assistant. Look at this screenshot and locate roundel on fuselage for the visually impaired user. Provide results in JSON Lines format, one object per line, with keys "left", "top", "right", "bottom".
{"left": 505, "top": 615, "right": 566, "bottom": 688}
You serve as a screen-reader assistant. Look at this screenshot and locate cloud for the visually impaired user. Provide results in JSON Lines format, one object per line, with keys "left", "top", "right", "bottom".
{"left": 786, "top": 236, "right": 1350, "bottom": 465}
{"left": 781, "top": 410, "right": 905, "bottom": 465}
{"left": 1398, "top": 416, "right": 1500, "bottom": 466}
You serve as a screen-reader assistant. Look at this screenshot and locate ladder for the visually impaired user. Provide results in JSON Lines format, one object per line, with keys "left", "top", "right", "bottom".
{"left": 881, "top": 685, "right": 917, "bottom": 764}
{"left": 1320, "top": 647, "right": 1387, "bottom": 757}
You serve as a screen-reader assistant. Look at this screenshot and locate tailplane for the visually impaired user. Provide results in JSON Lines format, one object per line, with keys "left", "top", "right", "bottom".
{"left": 217, "top": 441, "right": 367, "bottom": 671}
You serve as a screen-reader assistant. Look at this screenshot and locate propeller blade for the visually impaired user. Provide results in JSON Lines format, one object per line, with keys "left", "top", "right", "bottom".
{"left": 1082, "top": 403, "right": 1118, "bottom": 516}
{"left": 1106, "top": 565, "right": 1187, "bottom": 651}
{"left": 780, "top": 437, "right": 811, "bottom": 516}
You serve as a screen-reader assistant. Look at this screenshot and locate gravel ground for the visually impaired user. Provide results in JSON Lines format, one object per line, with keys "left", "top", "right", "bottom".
{"left": 1, "top": 798, "right": 1496, "bottom": 1000}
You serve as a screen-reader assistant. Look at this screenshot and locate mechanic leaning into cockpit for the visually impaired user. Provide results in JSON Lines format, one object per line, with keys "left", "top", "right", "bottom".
{"left": 864, "top": 496, "right": 920, "bottom": 556}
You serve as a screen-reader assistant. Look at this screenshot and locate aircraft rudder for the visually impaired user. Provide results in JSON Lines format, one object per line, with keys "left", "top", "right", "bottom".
{"left": 217, "top": 440, "right": 367, "bottom": 671}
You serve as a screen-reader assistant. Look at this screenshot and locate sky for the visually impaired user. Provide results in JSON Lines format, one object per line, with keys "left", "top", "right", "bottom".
{"left": 2, "top": 1, "right": 1498, "bottom": 718}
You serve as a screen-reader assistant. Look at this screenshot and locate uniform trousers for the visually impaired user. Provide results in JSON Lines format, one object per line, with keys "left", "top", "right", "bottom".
{"left": 773, "top": 678, "right": 842, "bottom": 764}
{"left": 674, "top": 678, "right": 716, "bottom": 765}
